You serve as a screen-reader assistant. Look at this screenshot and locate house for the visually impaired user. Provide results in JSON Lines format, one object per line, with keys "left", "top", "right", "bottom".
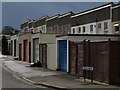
{"left": 112, "top": 3, "right": 120, "bottom": 34}
{"left": 18, "top": 20, "right": 32, "bottom": 63}
{"left": 71, "top": 2, "right": 113, "bottom": 34}
{"left": 58, "top": 11, "right": 75, "bottom": 34}
{"left": 56, "top": 34, "right": 120, "bottom": 85}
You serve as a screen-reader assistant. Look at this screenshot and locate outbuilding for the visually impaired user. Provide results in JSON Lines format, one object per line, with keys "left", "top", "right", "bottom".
{"left": 56, "top": 34, "right": 120, "bottom": 85}
{"left": 18, "top": 32, "right": 32, "bottom": 63}
{"left": 10, "top": 34, "right": 19, "bottom": 58}
{"left": 31, "top": 33, "right": 58, "bottom": 70}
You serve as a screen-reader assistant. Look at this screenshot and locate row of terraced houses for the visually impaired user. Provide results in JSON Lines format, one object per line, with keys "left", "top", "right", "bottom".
{"left": 8, "top": 2, "right": 120, "bottom": 86}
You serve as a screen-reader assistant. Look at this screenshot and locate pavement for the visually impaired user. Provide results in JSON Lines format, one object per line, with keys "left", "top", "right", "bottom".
{"left": 1, "top": 54, "right": 120, "bottom": 90}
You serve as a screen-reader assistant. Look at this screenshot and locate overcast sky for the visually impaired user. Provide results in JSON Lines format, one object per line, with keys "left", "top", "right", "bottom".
{"left": 2, "top": 2, "right": 108, "bottom": 30}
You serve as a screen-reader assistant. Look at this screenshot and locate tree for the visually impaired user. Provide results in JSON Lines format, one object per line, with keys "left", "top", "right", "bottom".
{"left": 2, "top": 26, "right": 19, "bottom": 36}
{"left": 2, "top": 35, "right": 8, "bottom": 55}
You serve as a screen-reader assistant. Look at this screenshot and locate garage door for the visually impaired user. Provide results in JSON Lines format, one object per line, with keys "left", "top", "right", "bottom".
{"left": 33, "top": 38, "right": 39, "bottom": 63}
{"left": 23, "top": 40, "right": 27, "bottom": 61}
{"left": 59, "top": 40, "right": 67, "bottom": 72}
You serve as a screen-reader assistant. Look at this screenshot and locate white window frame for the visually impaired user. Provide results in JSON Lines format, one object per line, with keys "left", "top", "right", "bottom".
{"left": 104, "top": 22, "right": 108, "bottom": 31}
{"left": 90, "top": 25, "right": 93, "bottom": 32}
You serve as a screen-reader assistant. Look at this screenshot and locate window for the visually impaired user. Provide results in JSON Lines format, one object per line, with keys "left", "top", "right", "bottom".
{"left": 104, "top": 22, "right": 108, "bottom": 30}
{"left": 98, "top": 23, "right": 101, "bottom": 29}
{"left": 78, "top": 27, "right": 81, "bottom": 33}
{"left": 115, "top": 26, "right": 119, "bottom": 32}
{"left": 73, "top": 28, "right": 75, "bottom": 34}
{"left": 114, "top": 24, "right": 119, "bottom": 32}
{"left": 83, "top": 26, "right": 85, "bottom": 33}
{"left": 90, "top": 25, "right": 93, "bottom": 32}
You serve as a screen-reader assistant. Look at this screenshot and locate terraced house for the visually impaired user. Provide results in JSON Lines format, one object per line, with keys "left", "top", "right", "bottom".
{"left": 7, "top": 2, "right": 120, "bottom": 86}
{"left": 71, "top": 2, "right": 113, "bottom": 34}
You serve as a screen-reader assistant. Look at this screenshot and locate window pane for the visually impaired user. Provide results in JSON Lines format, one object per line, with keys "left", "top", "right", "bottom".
{"left": 104, "top": 22, "right": 108, "bottom": 30}
{"left": 73, "top": 28, "right": 75, "bottom": 33}
{"left": 90, "top": 25, "right": 93, "bottom": 32}
{"left": 78, "top": 27, "right": 81, "bottom": 33}
{"left": 83, "top": 26, "right": 85, "bottom": 32}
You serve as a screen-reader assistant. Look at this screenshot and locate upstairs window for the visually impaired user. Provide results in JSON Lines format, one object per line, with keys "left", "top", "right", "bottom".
{"left": 73, "top": 28, "right": 75, "bottom": 34}
{"left": 98, "top": 23, "right": 101, "bottom": 29}
{"left": 78, "top": 27, "right": 81, "bottom": 33}
{"left": 90, "top": 25, "right": 93, "bottom": 32}
{"left": 114, "top": 24, "right": 119, "bottom": 32}
{"left": 104, "top": 22, "right": 108, "bottom": 30}
{"left": 83, "top": 26, "right": 85, "bottom": 33}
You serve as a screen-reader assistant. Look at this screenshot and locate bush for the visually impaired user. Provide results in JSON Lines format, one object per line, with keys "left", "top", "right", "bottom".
{"left": 2, "top": 35, "right": 8, "bottom": 55}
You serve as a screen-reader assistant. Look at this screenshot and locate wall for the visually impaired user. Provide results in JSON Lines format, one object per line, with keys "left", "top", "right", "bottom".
{"left": 39, "top": 33, "right": 58, "bottom": 44}
{"left": 46, "top": 16, "right": 59, "bottom": 34}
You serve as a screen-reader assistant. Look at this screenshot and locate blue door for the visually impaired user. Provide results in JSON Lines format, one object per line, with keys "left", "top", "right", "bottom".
{"left": 59, "top": 40, "right": 67, "bottom": 72}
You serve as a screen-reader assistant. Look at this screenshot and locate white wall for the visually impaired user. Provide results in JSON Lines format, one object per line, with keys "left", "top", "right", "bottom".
{"left": 10, "top": 35, "right": 19, "bottom": 57}
{"left": 71, "top": 19, "right": 112, "bottom": 34}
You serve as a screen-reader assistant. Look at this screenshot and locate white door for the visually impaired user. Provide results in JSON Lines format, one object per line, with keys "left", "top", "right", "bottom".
{"left": 33, "top": 38, "right": 39, "bottom": 63}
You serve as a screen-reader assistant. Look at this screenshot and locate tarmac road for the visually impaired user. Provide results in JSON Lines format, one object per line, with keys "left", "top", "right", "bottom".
{"left": 0, "top": 54, "right": 47, "bottom": 89}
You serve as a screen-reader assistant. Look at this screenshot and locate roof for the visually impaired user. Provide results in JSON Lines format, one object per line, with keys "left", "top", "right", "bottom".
{"left": 112, "top": 3, "right": 120, "bottom": 9}
{"left": 34, "top": 15, "right": 49, "bottom": 22}
{"left": 21, "top": 19, "right": 31, "bottom": 25}
{"left": 71, "top": 2, "right": 113, "bottom": 18}
{"left": 56, "top": 34, "right": 120, "bottom": 37}
{"left": 59, "top": 11, "right": 75, "bottom": 18}
{"left": 46, "top": 14, "right": 60, "bottom": 21}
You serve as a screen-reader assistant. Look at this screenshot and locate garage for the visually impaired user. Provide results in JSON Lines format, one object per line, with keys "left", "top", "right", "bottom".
{"left": 58, "top": 40, "right": 67, "bottom": 72}
{"left": 33, "top": 38, "right": 39, "bottom": 63}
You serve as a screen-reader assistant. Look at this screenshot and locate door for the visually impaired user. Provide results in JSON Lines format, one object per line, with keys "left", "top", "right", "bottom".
{"left": 19, "top": 44, "right": 22, "bottom": 60}
{"left": 33, "top": 38, "right": 39, "bottom": 63}
{"left": 59, "top": 40, "right": 67, "bottom": 72}
{"left": 14, "top": 40, "right": 16, "bottom": 57}
{"left": 29, "top": 42, "right": 31, "bottom": 63}
{"left": 23, "top": 40, "right": 27, "bottom": 61}
{"left": 11, "top": 41, "right": 13, "bottom": 55}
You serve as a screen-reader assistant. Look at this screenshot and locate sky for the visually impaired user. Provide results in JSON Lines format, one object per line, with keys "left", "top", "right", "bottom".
{"left": 2, "top": 2, "right": 109, "bottom": 31}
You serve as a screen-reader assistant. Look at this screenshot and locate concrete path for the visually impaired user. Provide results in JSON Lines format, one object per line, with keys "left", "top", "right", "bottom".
{"left": 3, "top": 60, "right": 61, "bottom": 78}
